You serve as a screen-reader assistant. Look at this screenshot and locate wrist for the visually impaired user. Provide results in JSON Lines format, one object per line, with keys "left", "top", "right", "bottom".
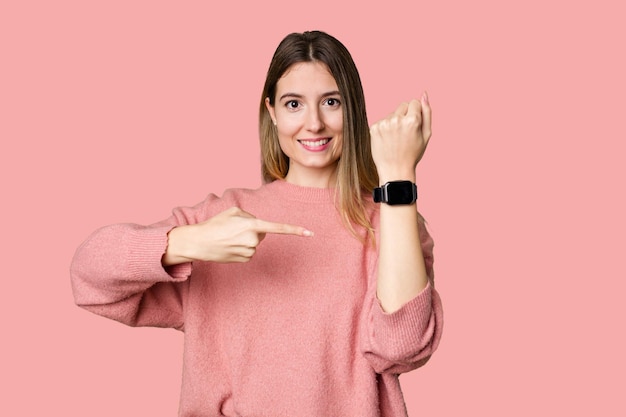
{"left": 377, "top": 173, "right": 416, "bottom": 185}
{"left": 163, "top": 226, "right": 195, "bottom": 266}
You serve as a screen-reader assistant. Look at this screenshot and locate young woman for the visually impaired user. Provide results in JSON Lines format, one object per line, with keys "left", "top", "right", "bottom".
{"left": 71, "top": 30, "right": 443, "bottom": 416}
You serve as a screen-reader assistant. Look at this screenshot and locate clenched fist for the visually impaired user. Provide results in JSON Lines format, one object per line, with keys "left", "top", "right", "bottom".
{"left": 370, "top": 92, "right": 432, "bottom": 183}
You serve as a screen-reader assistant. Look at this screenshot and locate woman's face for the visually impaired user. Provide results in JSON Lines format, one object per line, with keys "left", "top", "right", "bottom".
{"left": 266, "top": 61, "right": 343, "bottom": 187}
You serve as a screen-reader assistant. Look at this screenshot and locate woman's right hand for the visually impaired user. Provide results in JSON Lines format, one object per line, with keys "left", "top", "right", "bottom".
{"left": 162, "top": 207, "right": 313, "bottom": 265}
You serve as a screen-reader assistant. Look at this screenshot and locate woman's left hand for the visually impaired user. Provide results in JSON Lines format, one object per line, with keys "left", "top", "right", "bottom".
{"left": 370, "top": 92, "right": 432, "bottom": 182}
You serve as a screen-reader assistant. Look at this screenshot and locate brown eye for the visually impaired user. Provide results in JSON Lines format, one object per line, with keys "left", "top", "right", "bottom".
{"left": 286, "top": 100, "right": 300, "bottom": 109}
{"left": 325, "top": 98, "right": 340, "bottom": 107}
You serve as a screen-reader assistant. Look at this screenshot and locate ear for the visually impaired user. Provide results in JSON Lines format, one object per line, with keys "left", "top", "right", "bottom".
{"left": 265, "top": 97, "right": 277, "bottom": 125}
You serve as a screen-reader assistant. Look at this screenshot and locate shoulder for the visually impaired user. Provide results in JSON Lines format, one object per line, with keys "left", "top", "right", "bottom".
{"left": 219, "top": 183, "right": 271, "bottom": 206}
{"left": 169, "top": 185, "right": 264, "bottom": 224}
{"left": 199, "top": 183, "right": 283, "bottom": 216}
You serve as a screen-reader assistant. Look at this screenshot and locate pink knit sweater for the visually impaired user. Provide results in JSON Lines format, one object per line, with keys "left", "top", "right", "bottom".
{"left": 71, "top": 180, "right": 443, "bottom": 416}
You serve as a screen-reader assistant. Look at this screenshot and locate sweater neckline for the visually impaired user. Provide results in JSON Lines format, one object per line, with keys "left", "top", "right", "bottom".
{"left": 263, "top": 180, "right": 337, "bottom": 203}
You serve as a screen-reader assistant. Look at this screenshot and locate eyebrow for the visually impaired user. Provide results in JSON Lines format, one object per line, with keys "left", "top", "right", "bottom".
{"left": 279, "top": 90, "right": 341, "bottom": 101}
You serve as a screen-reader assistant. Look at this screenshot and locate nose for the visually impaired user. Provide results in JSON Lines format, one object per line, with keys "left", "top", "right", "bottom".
{"left": 305, "top": 107, "right": 325, "bottom": 132}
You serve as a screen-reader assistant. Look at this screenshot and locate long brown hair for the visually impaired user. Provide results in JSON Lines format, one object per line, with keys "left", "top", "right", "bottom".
{"left": 259, "top": 31, "right": 378, "bottom": 241}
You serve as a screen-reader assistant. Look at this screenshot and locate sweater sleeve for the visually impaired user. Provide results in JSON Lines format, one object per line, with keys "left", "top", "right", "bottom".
{"left": 70, "top": 194, "right": 224, "bottom": 330}
{"left": 360, "top": 218, "right": 444, "bottom": 374}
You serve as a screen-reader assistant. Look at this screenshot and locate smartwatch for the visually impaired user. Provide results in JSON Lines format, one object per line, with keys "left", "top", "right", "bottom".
{"left": 373, "top": 181, "right": 417, "bottom": 205}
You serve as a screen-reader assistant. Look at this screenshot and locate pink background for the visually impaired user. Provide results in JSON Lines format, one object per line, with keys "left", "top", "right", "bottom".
{"left": 2, "top": 0, "right": 624, "bottom": 415}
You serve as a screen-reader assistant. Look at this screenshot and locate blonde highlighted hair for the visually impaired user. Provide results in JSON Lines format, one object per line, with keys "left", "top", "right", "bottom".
{"left": 259, "top": 31, "right": 379, "bottom": 241}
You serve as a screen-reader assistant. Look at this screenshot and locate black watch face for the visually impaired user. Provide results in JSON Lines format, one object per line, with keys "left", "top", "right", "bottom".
{"left": 386, "top": 181, "right": 416, "bottom": 205}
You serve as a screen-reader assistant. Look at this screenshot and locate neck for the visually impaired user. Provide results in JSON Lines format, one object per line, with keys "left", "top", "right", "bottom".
{"left": 284, "top": 165, "right": 338, "bottom": 188}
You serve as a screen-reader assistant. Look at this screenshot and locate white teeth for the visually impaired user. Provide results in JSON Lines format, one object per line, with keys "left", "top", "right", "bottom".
{"left": 300, "top": 139, "right": 330, "bottom": 147}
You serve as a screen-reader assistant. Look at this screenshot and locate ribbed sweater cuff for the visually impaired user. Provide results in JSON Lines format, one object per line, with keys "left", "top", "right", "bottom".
{"left": 126, "top": 225, "right": 191, "bottom": 282}
{"left": 370, "top": 282, "right": 433, "bottom": 357}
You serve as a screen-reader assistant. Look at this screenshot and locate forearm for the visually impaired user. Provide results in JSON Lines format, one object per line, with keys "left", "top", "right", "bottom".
{"left": 370, "top": 95, "right": 432, "bottom": 313}
{"left": 70, "top": 223, "right": 189, "bottom": 327}
{"left": 376, "top": 175, "right": 429, "bottom": 313}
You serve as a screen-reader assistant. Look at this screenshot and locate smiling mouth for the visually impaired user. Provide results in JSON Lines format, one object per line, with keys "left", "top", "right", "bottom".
{"left": 298, "top": 138, "right": 331, "bottom": 147}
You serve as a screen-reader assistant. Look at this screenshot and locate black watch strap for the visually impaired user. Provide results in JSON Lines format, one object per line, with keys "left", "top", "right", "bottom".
{"left": 373, "top": 187, "right": 383, "bottom": 203}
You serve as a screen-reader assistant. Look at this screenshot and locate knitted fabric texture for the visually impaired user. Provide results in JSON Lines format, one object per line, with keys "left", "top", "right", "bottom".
{"left": 71, "top": 180, "right": 443, "bottom": 416}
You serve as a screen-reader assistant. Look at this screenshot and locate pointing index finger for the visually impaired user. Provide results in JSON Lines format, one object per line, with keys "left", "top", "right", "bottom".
{"left": 253, "top": 219, "right": 314, "bottom": 237}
